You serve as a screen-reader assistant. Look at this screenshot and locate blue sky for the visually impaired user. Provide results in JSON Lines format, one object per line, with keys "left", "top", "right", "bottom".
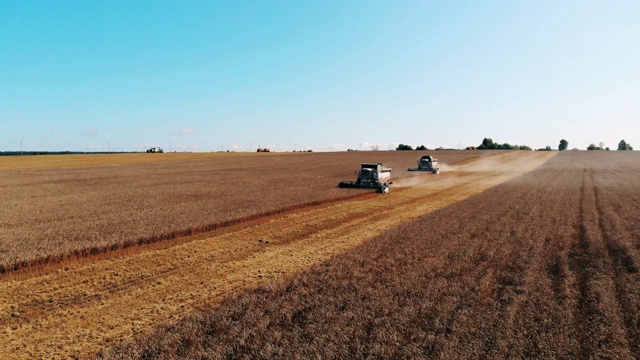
{"left": 1, "top": 1, "right": 639, "bottom": 152}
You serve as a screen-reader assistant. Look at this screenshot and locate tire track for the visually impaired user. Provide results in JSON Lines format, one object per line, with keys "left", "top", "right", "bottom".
{"left": 592, "top": 171, "right": 640, "bottom": 357}
{"left": 570, "top": 167, "right": 632, "bottom": 359}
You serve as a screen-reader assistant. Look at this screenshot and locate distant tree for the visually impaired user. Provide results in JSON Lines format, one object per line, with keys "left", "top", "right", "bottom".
{"left": 618, "top": 140, "right": 633, "bottom": 151}
{"left": 465, "top": 146, "right": 476, "bottom": 150}
{"left": 371, "top": 145, "right": 380, "bottom": 151}
{"left": 587, "top": 143, "right": 598, "bottom": 150}
{"left": 396, "top": 144, "right": 413, "bottom": 151}
{"left": 519, "top": 145, "right": 532, "bottom": 150}
{"left": 559, "top": 139, "right": 568, "bottom": 151}
{"left": 416, "top": 145, "right": 427, "bottom": 150}
{"left": 599, "top": 142, "right": 606, "bottom": 150}
{"left": 478, "top": 138, "right": 496, "bottom": 150}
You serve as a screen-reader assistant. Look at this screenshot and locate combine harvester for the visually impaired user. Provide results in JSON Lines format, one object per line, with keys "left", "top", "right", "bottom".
{"left": 339, "top": 163, "right": 393, "bottom": 193}
{"left": 407, "top": 155, "right": 440, "bottom": 174}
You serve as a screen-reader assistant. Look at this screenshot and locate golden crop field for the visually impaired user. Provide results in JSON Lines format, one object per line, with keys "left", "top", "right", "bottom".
{"left": 4, "top": 150, "right": 637, "bottom": 359}
{"left": 0, "top": 150, "right": 497, "bottom": 273}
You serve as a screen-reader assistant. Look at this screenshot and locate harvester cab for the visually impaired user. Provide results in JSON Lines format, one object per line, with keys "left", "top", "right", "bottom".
{"left": 339, "top": 163, "right": 392, "bottom": 193}
{"left": 408, "top": 155, "right": 439, "bottom": 174}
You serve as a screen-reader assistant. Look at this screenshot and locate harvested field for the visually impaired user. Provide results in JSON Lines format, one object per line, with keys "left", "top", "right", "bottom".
{"left": 98, "top": 151, "right": 639, "bottom": 359}
{"left": 0, "top": 151, "right": 554, "bottom": 359}
{"left": 0, "top": 150, "right": 499, "bottom": 273}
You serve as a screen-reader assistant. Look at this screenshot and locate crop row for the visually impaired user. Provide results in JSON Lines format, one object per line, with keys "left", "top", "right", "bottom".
{"left": 98, "top": 151, "right": 639, "bottom": 359}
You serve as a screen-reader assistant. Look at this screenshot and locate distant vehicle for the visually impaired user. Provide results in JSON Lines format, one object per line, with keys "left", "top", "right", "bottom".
{"left": 257, "top": 148, "right": 271, "bottom": 152}
{"left": 146, "top": 147, "right": 163, "bottom": 153}
{"left": 408, "top": 155, "right": 439, "bottom": 174}
{"left": 338, "top": 163, "right": 392, "bottom": 193}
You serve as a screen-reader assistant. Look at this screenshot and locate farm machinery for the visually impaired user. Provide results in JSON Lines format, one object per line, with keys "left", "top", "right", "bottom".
{"left": 339, "top": 163, "right": 393, "bottom": 193}
{"left": 408, "top": 155, "right": 439, "bottom": 174}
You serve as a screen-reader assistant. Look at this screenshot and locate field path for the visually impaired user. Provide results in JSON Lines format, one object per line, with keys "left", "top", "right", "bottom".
{"left": 0, "top": 151, "right": 555, "bottom": 359}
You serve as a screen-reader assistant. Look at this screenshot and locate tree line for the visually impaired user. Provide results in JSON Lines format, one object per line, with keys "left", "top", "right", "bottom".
{"left": 396, "top": 144, "right": 429, "bottom": 151}
{"left": 397, "top": 138, "right": 634, "bottom": 151}
{"left": 556, "top": 139, "right": 633, "bottom": 151}
{"left": 467, "top": 138, "right": 532, "bottom": 150}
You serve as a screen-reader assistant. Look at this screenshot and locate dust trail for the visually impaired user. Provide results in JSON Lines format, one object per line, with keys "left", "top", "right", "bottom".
{"left": 438, "top": 163, "right": 457, "bottom": 172}
{"left": 393, "top": 166, "right": 450, "bottom": 188}
{"left": 392, "top": 152, "right": 539, "bottom": 189}
{"left": 393, "top": 161, "right": 461, "bottom": 188}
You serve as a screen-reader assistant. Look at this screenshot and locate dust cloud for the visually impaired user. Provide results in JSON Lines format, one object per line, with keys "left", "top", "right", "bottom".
{"left": 392, "top": 156, "right": 504, "bottom": 189}
{"left": 438, "top": 163, "right": 457, "bottom": 172}
{"left": 392, "top": 162, "right": 454, "bottom": 188}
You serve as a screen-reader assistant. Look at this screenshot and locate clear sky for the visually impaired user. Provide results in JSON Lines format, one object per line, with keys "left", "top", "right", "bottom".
{"left": 1, "top": 1, "right": 639, "bottom": 152}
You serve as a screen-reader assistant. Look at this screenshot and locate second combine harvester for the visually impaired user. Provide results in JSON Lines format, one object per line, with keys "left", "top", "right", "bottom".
{"left": 407, "top": 155, "right": 440, "bottom": 174}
